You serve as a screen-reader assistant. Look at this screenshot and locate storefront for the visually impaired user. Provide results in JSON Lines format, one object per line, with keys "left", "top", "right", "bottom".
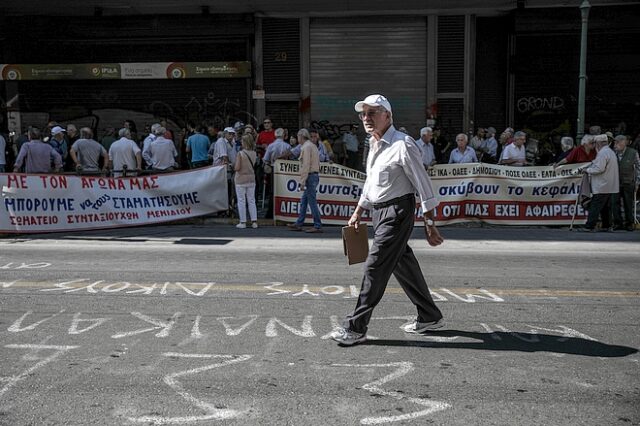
{"left": 1, "top": 15, "right": 254, "bottom": 137}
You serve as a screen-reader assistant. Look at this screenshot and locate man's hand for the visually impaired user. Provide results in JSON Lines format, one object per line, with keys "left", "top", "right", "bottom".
{"left": 348, "top": 213, "right": 360, "bottom": 230}
{"left": 424, "top": 224, "right": 444, "bottom": 247}
{"left": 348, "top": 207, "right": 363, "bottom": 230}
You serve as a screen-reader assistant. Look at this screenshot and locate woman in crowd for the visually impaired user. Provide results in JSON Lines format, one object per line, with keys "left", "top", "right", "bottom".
{"left": 234, "top": 134, "right": 259, "bottom": 229}
{"left": 553, "top": 134, "right": 596, "bottom": 168}
{"left": 554, "top": 136, "right": 574, "bottom": 164}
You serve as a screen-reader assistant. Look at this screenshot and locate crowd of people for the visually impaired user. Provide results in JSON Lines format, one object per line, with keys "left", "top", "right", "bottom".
{"left": 0, "top": 116, "right": 638, "bottom": 231}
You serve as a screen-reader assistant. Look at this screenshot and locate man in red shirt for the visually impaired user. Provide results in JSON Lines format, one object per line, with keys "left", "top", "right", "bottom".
{"left": 256, "top": 117, "right": 276, "bottom": 155}
{"left": 554, "top": 134, "right": 597, "bottom": 168}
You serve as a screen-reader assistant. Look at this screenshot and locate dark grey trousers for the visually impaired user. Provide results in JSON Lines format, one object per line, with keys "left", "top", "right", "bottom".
{"left": 343, "top": 195, "right": 443, "bottom": 334}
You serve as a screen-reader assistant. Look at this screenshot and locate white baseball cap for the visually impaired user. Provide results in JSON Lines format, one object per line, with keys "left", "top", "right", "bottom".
{"left": 354, "top": 94, "right": 392, "bottom": 114}
{"left": 51, "top": 126, "right": 66, "bottom": 135}
{"left": 223, "top": 127, "right": 236, "bottom": 133}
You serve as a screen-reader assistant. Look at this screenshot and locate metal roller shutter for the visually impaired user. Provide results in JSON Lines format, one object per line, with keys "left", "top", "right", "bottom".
{"left": 474, "top": 16, "right": 508, "bottom": 131}
{"left": 310, "top": 17, "right": 427, "bottom": 136}
{"left": 436, "top": 15, "right": 466, "bottom": 139}
{"left": 262, "top": 18, "right": 301, "bottom": 94}
{"left": 437, "top": 16, "right": 465, "bottom": 94}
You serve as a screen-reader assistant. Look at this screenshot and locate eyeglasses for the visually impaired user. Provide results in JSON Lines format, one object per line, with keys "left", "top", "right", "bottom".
{"left": 358, "top": 109, "right": 383, "bottom": 120}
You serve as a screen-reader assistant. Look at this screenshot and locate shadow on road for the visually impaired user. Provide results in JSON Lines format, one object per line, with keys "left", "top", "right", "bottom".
{"left": 363, "top": 330, "right": 639, "bottom": 358}
{"left": 173, "top": 238, "right": 232, "bottom": 245}
{"left": 3, "top": 224, "right": 639, "bottom": 243}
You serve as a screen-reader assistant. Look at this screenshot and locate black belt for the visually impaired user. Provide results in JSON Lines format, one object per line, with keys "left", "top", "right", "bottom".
{"left": 372, "top": 193, "right": 415, "bottom": 209}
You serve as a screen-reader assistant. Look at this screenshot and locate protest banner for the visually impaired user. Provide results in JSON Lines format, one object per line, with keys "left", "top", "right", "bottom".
{"left": 273, "top": 160, "right": 588, "bottom": 226}
{"left": 1, "top": 166, "right": 228, "bottom": 233}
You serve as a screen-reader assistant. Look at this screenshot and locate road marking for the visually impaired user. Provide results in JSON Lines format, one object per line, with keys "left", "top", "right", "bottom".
{"left": 1, "top": 344, "right": 78, "bottom": 399}
{"left": 332, "top": 362, "right": 450, "bottom": 424}
{"left": 68, "top": 312, "right": 110, "bottom": 335}
{"left": 217, "top": 315, "right": 258, "bottom": 336}
{"left": 2, "top": 279, "right": 638, "bottom": 299}
{"left": 112, "top": 312, "right": 181, "bottom": 339}
{"left": 126, "top": 353, "right": 252, "bottom": 424}
{"left": 8, "top": 310, "right": 66, "bottom": 332}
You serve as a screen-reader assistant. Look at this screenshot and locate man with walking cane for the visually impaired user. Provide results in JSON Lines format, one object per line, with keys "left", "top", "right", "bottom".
{"left": 577, "top": 134, "right": 619, "bottom": 232}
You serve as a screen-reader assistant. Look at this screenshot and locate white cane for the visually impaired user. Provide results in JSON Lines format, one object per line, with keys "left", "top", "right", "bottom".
{"left": 570, "top": 171, "right": 587, "bottom": 231}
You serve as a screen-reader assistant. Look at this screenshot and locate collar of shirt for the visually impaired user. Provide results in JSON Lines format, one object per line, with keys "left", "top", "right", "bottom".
{"left": 360, "top": 125, "right": 439, "bottom": 213}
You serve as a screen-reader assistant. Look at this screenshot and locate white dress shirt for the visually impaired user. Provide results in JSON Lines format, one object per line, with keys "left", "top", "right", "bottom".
{"left": 449, "top": 146, "right": 478, "bottom": 164}
{"left": 141, "top": 133, "right": 156, "bottom": 166}
{"left": 209, "top": 137, "right": 229, "bottom": 166}
{"left": 418, "top": 139, "right": 436, "bottom": 168}
{"left": 359, "top": 125, "right": 439, "bottom": 213}
{"left": 500, "top": 143, "right": 526, "bottom": 166}
{"left": 147, "top": 136, "right": 177, "bottom": 170}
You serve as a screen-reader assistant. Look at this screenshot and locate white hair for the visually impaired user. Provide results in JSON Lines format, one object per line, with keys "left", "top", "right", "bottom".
{"left": 420, "top": 127, "right": 433, "bottom": 136}
{"left": 581, "top": 134, "right": 594, "bottom": 146}
{"left": 274, "top": 128, "right": 285, "bottom": 138}
{"left": 119, "top": 128, "right": 131, "bottom": 138}
{"left": 297, "top": 129, "right": 311, "bottom": 141}
{"left": 560, "top": 136, "right": 574, "bottom": 152}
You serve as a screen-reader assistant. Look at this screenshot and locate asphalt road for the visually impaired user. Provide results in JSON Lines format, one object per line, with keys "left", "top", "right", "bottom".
{"left": 0, "top": 224, "right": 639, "bottom": 425}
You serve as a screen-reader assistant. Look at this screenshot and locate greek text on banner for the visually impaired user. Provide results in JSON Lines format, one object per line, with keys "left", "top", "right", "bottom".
{"left": 273, "top": 160, "right": 587, "bottom": 226}
{"left": 1, "top": 166, "right": 228, "bottom": 233}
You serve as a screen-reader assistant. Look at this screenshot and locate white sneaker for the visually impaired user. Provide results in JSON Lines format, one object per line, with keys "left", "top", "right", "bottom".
{"left": 236, "top": 223, "right": 247, "bottom": 229}
{"left": 329, "top": 327, "right": 366, "bottom": 346}
{"left": 251, "top": 222, "right": 258, "bottom": 229}
{"left": 401, "top": 318, "right": 445, "bottom": 334}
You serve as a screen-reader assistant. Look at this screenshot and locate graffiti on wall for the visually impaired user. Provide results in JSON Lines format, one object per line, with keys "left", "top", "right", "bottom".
{"left": 516, "top": 96, "right": 565, "bottom": 114}
{"left": 3, "top": 89, "right": 257, "bottom": 136}
{"left": 310, "top": 120, "right": 358, "bottom": 141}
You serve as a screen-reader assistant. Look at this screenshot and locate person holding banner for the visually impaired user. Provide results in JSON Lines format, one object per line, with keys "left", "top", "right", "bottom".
{"left": 499, "top": 131, "right": 527, "bottom": 166}
{"left": 448, "top": 133, "right": 478, "bottom": 164}
{"left": 109, "top": 128, "right": 142, "bottom": 177}
{"left": 330, "top": 94, "right": 444, "bottom": 347}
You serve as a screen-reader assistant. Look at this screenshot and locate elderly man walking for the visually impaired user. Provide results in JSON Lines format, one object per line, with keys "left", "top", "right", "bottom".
{"left": 579, "top": 135, "right": 619, "bottom": 232}
{"left": 330, "top": 94, "right": 444, "bottom": 346}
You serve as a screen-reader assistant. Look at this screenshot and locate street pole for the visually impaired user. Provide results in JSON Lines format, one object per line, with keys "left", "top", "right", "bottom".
{"left": 576, "top": 0, "right": 591, "bottom": 143}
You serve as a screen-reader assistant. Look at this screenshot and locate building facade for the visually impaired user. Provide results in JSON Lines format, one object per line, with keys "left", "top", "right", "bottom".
{"left": 0, "top": 1, "right": 638, "bottom": 146}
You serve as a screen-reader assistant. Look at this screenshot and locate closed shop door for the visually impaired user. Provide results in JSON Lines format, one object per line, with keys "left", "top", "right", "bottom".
{"left": 310, "top": 17, "right": 427, "bottom": 136}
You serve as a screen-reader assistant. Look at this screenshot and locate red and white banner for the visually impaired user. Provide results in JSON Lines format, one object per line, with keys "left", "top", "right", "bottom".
{"left": 273, "top": 160, "right": 588, "bottom": 226}
{"left": 1, "top": 166, "right": 228, "bottom": 233}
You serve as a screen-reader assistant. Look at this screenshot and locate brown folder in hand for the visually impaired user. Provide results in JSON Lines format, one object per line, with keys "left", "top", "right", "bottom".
{"left": 342, "top": 224, "right": 369, "bottom": 265}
